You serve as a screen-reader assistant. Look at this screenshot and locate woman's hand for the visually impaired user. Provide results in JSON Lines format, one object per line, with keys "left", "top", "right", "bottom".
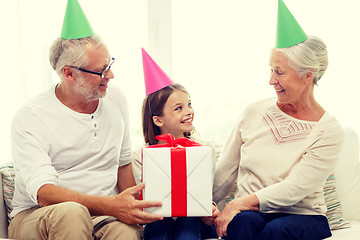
{"left": 200, "top": 204, "right": 220, "bottom": 225}
{"left": 214, "top": 199, "right": 241, "bottom": 237}
{"left": 214, "top": 194, "right": 259, "bottom": 238}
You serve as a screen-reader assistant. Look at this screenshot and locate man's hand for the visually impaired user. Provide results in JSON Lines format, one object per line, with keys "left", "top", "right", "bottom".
{"left": 37, "top": 182, "right": 163, "bottom": 225}
{"left": 110, "top": 182, "right": 163, "bottom": 225}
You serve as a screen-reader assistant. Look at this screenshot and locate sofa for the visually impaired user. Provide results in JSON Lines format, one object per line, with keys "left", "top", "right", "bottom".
{"left": 323, "top": 127, "right": 360, "bottom": 239}
{"left": 0, "top": 127, "right": 359, "bottom": 239}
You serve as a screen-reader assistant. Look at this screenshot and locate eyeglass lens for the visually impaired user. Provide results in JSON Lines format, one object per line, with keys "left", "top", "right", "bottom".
{"left": 101, "top": 58, "right": 115, "bottom": 78}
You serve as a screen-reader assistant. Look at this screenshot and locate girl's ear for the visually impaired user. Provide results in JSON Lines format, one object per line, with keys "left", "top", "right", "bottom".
{"left": 153, "top": 116, "right": 163, "bottom": 127}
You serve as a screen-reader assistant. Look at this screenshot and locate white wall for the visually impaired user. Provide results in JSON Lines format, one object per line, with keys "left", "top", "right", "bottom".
{"left": 1, "top": 0, "right": 359, "bottom": 163}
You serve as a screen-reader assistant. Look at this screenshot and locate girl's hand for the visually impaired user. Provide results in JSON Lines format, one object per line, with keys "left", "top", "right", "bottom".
{"left": 200, "top": 204, "right": 220, "bottom": 225}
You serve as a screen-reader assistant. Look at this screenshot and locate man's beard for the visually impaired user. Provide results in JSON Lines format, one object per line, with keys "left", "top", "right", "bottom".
{"left": 73, "top": 76, "right": 106, "bottom": 102}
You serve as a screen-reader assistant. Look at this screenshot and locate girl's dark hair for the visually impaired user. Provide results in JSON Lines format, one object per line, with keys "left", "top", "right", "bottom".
{"left": 142, "top": 83, "right": 191, "bottom": 145}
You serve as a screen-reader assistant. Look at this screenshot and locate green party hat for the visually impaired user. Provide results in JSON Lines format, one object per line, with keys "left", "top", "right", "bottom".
{"left": 276, "top": 0, "right": 307, "bottom": 48}
{"left": 61, "top": 0, "right": 95, "bottom": 39}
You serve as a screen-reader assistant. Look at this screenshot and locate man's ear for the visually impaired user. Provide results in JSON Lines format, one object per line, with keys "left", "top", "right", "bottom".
{"left": 62, "top": 66, "right": 76, "bottom": 82}
{"left": 152, "top": 116, "right": 163, "bottom": 127}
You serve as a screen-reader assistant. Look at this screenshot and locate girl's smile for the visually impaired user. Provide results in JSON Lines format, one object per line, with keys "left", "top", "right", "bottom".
{"left": 154, "top": 90, "right": 194, "bottom": 139}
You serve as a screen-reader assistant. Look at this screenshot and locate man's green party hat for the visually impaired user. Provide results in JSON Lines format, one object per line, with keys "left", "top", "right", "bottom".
{"left": 61, "top": 0, "right": 95, "bottom": 39}
{"left": 276, "top": 0, "right": 307, "bottom": 48}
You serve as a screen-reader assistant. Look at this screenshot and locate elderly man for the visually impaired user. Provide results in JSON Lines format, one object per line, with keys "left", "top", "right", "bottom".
{"left": 8, "top": 1, "right": 162, "bottom": 239}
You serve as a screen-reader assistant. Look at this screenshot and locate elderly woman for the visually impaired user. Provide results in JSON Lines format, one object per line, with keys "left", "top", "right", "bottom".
{"left": 213, "top": 34, "right": 344, "bottom": 240}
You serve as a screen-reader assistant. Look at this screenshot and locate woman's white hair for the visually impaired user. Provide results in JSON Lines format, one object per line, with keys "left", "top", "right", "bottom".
{"left": 276, "top": 35, "right": 328, "bottom": 85}
{"left": 49, "top": 35, "right": 104, "bottom": 77}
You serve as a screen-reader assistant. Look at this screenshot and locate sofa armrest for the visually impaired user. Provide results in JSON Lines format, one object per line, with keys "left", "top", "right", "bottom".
{"left": 333, "top": 127, "right": 360, "bottom": 221}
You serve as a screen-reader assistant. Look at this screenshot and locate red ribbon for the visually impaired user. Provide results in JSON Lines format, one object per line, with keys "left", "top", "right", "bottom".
{"left": 145, "top": 134, "right": 201, "bottom": 216}
{"left": 171, "top": 147, "right": 187, "bottom": 216}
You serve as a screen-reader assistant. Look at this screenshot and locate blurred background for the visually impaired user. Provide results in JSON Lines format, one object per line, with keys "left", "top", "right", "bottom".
{"left": 1, "top": 0, "right": 359, "bottom": 163}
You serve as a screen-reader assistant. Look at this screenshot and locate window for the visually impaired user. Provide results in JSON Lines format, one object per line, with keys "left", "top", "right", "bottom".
{"left": 1, "top": 0, "right": 359, "bottom": 163}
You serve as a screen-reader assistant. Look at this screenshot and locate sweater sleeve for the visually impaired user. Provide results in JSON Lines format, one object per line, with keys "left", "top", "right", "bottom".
{"left": 213, "top": 118, "right": 243, "bottom": 203}
{"left": 114, "top": 88, "right": 132, "bottom": 167}
{"left": 255, "top": 121, "right": 344, "bottom": 211}
{"left": 131, "top": 146, "right": 143, "bottom": 185}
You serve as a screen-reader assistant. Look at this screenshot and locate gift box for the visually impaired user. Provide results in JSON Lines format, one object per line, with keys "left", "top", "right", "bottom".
{"left": 141, "top": 134, "right": 213, "bottom": 217}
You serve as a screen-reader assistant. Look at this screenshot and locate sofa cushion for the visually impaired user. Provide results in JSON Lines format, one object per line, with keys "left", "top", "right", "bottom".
{"left": 324, "top": 173, "right": 351, "bottom": 230}
{"left": 0, "top": 162, "right": 14, "bottom": 223}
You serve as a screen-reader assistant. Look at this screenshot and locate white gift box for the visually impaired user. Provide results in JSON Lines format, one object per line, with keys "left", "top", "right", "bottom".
{"left": 142, "top": 145, "right": 213, "bottom": 217}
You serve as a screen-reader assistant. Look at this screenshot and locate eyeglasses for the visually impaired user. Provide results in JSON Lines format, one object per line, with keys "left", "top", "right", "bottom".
{"left": 69, "top": 57, "right": 115, "bottom": 79}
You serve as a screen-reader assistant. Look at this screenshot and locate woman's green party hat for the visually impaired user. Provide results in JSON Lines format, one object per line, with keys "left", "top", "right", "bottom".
{"left": 61, "top": 0, "right": 94, "bottom": 39}
{"left": 276, "top": 0, "right": 307, "bottom": 48}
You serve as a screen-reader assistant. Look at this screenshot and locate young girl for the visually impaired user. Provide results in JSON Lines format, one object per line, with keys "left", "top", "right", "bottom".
{"left": 132, "top": 83, "right": 219, "bottom": 240}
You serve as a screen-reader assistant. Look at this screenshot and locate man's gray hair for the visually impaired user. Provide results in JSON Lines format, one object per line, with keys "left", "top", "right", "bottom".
{"left": 49, "top": 35, "right": 104, "bottom": 76}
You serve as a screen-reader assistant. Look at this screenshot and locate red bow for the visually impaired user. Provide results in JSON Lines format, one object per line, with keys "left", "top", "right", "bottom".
{"left": 152, "top": 134, "right": 201, "bottom": 147}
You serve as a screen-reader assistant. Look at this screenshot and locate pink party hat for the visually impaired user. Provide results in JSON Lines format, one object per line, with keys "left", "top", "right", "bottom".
{"left": 142, "top": 48, "right": 174, "bottom": 96}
